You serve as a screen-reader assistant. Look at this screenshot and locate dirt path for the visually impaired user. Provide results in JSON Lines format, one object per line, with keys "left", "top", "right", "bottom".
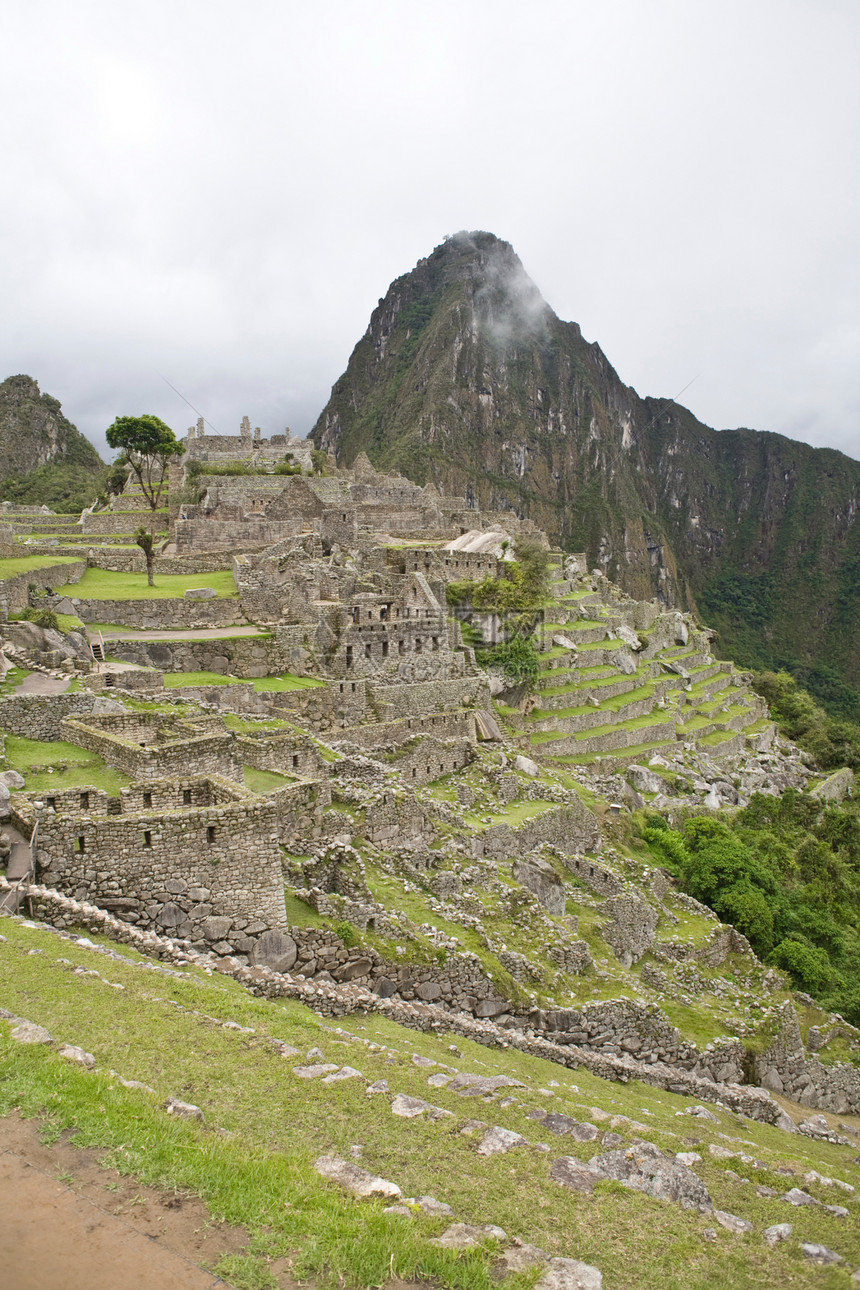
{"left": 0, "top": 1114, "right": 253, "bottom": 1290}
{"left": 0, "top": 1114, "right": 427, "bottom": 1290}
{"left": 93, "top": 627, "right": 267, "bottom": 642}
{"left": 12, "top": 673, "right": 71, "bottom": 696}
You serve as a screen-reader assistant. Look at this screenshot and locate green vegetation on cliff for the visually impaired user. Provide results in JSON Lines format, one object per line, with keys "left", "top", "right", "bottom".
{"left": 645, "top": 793, "right": 860, "bottom": 1024}
{"left": 0, "top": 375, "right": 105, "bottom": 512}
{"left": 310, "top": 232, "right": 860, "bottom": 711}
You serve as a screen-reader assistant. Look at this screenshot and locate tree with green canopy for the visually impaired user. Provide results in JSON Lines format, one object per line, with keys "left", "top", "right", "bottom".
{"left": 105, "top": 414, "right": 183, "bottom": 534}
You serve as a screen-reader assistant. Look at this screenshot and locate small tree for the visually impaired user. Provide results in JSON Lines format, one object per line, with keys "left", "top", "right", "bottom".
{"left": 135, "top": 526, "right": 156, "bottom": 587}
{"left": 105, "top": 414, "right": 183, "bottom": 534}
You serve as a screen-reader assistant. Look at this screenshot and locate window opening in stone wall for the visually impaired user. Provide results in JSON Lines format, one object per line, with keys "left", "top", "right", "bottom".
{"left": 365, "top": 643, "right": 372, "bottom": 658}
{"left": 398, "top": 640, "right": 405, "bottom": 656}
{"left": 143, "top": 791, "right": 152, "bottom": 809}
{"left": 432, "top": 636, "right": 439, "bottom": 650}
{"left": 415, "top": 638, "right": 422, "bottom": 653}
{"left": 143, "top": 830, "right": 152, "bottom": 849}
{"left": 46, "top": 797, "right": 56, "bottom": 811}
{"left": 80, "top": 792, "right": 89, "bottom": 811}
{"left": 76, "top": 836, "right": 85, "bottom": 853}
{"left": 207, "top": 826, "right": 216, "bottom": 844}
{"left": 183, "top": 789, "right": 191, "bottom": 805}
{"left": 411, "top": 767, "right": 417, "bottom": 777}
{"left": 345, "top": 645, "right": 353, "bottom": 668}
{"left": 382, "top": 640, "right": 389, "bottom": 658}
{"left": 292, "top": 754, "right": 299, "bottom": 768}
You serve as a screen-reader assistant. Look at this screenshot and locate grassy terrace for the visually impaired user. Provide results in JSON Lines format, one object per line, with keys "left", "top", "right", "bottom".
{"left": 53, "top": 568, "right": 239, "bottom": 600}
{"left": 163, "top": 671, "right": 324, "bottom": 692}
{"left": 243, "top": 766, "right": 291, "bottom": 793}
{"left": 0, "top": 554, "right": 83, "bottom": 577}
{"left": 2, "top": 918, "right": 859, "bottom": 1290}
{"left": 0, "top": 733, "right": 131, "bottom": 794}
{"left": 529, "top": 682, "right": 660, "bottom": 723}
{"left": 536, "top": 671, "right": 656, "bottom": 702}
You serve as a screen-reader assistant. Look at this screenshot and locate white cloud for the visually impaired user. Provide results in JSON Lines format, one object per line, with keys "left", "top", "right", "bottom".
{"left": 0, "top": 0, "right": 857, "bottom": 463}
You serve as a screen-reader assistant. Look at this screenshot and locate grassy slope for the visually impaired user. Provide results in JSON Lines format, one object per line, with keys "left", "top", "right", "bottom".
{"left": 2, "top": 917, "right": 859, "bottom": 1290}
{"left": 53, "top": 568, "right": 239, "bottom": 600}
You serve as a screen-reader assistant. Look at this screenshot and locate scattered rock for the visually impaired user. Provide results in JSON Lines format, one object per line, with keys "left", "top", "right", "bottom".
{"left": 366, "top": 1080, "right": 389, "bottom": 1095}
{"left": 714, "top": 1210, "right": 753, "bottom": 1235}
{"left": 781, "top": 1188, "right": 821, "bottom": 1207}
{"left": 391, "top": 1094, "right": 432, "bottom": 1118}
{"left": 762, "top": 1223, "right": 792, "bottom": 1246}
{"left": 10, "top": 1020, "right": 53, "bottom": 1045}
{"left": 800, "top": 1244, "right": 843, "bottom": 1266}
{"left": 550, "top": 1156, "right": 599, "bottom": 1194}
{"left": 414, "top": 1195, "right": 454, "bottom": 1216}
{"left": 433, "top": 1222, "right": 505, "bottom": 1248}
{"left": 58, "top": 1044, "right": 95, "bottom": 1069}
{"left": 293, "top": 1063, "right": 339, "bottom": 1079}
{"left": 534, "top": 1257, "right": 603, "bottom": 1290}
{"left": 477, "top": 1126, "right": 527, "bottom": 1156}
{"left": 165, "top": 1097, "right": 204, "bottom": 1121}
{"left": 588, "top": 1143, "right": 712, "bottom": 1210}
{"left": 315, "top": 1155, "right": 401, "bottom": 1199}
{"left": 500, "top": 1243, "right": 549, "bottom": 1273}
{"left": 322, "top": 1066, "right": 363, "bottom": 1083}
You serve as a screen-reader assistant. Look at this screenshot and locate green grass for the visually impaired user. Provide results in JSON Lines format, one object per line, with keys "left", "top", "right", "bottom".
{"left": 0, "top": 554, "right": 83, "bottom": 577}
{"left": 164, "top": 671, "right": 245, "bottom": 687}
{"left": 244, "top": 766, "right": 291, "bottom": 793}
{"left": 52, "top": 568, "right": 239, "bottom": 601}
{"left": 2, "top": 917, "right": 859, "bottom": 1290}
{"left": 253, "top": 674, "right": 326, "bottom": 692}
{"left": 1, "top": 732, "right": 131, "bottom": 794}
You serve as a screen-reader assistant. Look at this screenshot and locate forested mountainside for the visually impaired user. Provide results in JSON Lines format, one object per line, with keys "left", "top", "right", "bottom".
{"left": 0, "top": 374, "right": 105, "bottom": 513}
{"left": 311, "top": 233, "right": 860, "bottom": 712}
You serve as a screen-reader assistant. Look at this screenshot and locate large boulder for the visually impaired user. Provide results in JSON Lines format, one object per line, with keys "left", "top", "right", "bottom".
{"left": 250, "top": 929, "right": 298, "bottom": 973}
{"left": 588, "top": 1142, "right": 711, "bottom": 1210}
{"left": 626, "top": 764, "right": 663, "bottom": 794}
{"left": 513, "top": 854, "right": 566, "bottom": 916}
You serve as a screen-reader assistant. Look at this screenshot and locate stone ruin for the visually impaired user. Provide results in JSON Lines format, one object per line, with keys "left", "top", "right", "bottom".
{"left": 0, "top": 436, "right": 857, "bottom": 1117}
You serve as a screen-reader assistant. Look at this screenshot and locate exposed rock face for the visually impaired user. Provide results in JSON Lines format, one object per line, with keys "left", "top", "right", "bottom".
{"left": 311, "top": 232, "right": 860, "bottom": 694}
{"left": 513, "top": 855, "right": 566, "bottom": 915}
{"left": 0, "top": 374, "right": 103, "bottom": 487}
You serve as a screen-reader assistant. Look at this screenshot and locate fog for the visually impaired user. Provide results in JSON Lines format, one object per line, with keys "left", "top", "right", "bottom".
{"left": 1, "top": 0, "right": 858, "bottom": 462}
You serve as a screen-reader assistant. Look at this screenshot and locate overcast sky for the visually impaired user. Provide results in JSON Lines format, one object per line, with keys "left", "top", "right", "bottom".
{"left": 2, "top": 0, "right": 858, "bottom": 463}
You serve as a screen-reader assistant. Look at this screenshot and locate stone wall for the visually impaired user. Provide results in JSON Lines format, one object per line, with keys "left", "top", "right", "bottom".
{"left": 105, "top": 633, "right": 286, "bottom": 679}
{"left": 0, "top": 692, "right": 124, "bottom": 741}
{"left": 83, "top": 509, "right": 166, "bottom": 535}
{"left": 341, "top": 709, "right": 476, "bottom": 751}
{"left": 233, "top": 729, "right": 325, "bottom": 779}
{"left": 7, "top": 881, "right": 784, "bottom": 1123}
{"left": 30, "top": 776, "right": 286, "bottom": 945}
{"left": 0, "top": 559, "right": 85, "bottom": 614}
{"left": 391, "top": 735, "right": 475, "bottom": 787}
{"left": 266, "top": 778, "right": 331, "bottom": 845}
{"left": 478, "top": 803, "right": 601, "bottom": 861}
{"left": 86, "top": 550, "right": 236, "bottom": 575}
{"left": 364, "top": 790, "right": 431, "bottom": 847}
{"left": 56, "top": 596, "right": 244, "bottom": 630}
{"left": 273, "top": 678, "right": 368, "bottom": 732}
{"left": 371, "top": 676, "right": 491, "bottom": 721}
{"left": 755, "top": 1002, "right": 860, "bottom": 1114}
{"left": 61, "top": 713, "right": 242, "bottom": 783}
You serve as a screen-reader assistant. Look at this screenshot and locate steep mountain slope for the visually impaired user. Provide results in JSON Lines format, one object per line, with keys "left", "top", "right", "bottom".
{"left": 310, "top": 233, "right": 860, "bottom": 702}
{"left": 0, "top": 374, "right": 105, "bottom": 512}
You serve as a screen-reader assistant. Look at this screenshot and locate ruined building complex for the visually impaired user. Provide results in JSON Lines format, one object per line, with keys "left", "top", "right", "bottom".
{"left": 1, "top": 423, "right": 858, "bottom": 1119}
